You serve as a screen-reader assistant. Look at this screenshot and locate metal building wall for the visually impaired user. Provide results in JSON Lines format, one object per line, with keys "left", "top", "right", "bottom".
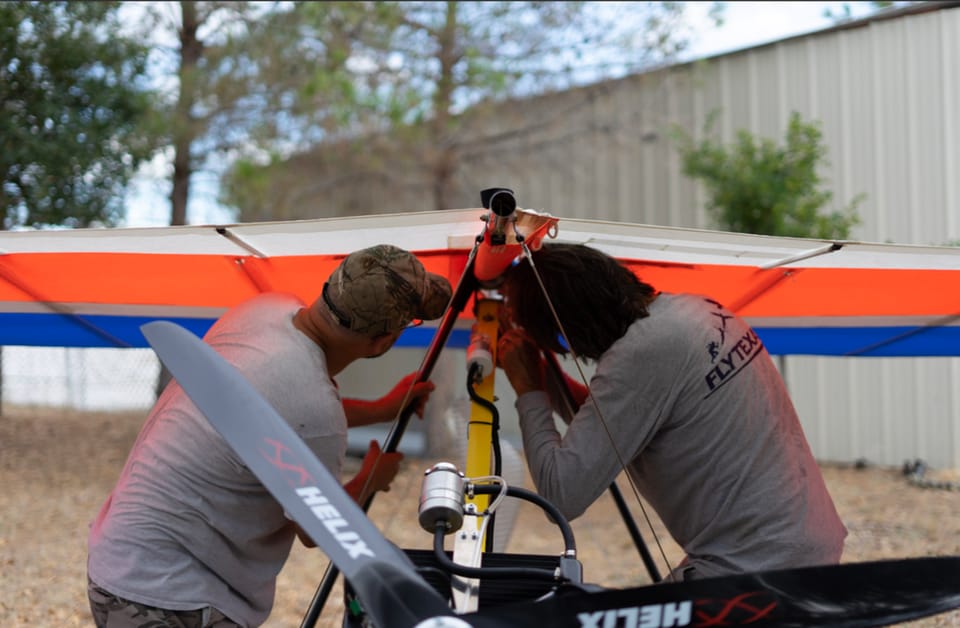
{"left": 706, "top": 7, "right": 960, "bottom": 470}
{"left": 676, "top": 6, "right": 960, "bottom": 470}
{"left": 322, "top": 5, "right": 960, "bottom": 468}
{"left": 455, "top": 5, "right": 960, "bottom": 468}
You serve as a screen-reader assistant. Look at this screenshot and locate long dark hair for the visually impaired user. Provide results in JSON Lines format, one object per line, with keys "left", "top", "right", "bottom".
{"left": 502, "top": 242, "right": 656, "bottom": 360}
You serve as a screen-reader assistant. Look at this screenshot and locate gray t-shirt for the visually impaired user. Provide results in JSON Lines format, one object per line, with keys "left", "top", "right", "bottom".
{"left": 87, "top": 293, "right": 347, "bottom": 626}
{"left": 517, "top": 293, "right": 847, "bottom": 578}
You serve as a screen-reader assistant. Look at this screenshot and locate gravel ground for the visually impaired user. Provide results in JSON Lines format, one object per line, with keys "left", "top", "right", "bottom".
{"left": 2, "top": 407, "right": 958, "bottom": 627}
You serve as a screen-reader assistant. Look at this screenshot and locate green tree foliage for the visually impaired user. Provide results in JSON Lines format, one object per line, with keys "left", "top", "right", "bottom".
{"left": 222, "top": 1, "right": 724, "bottom": 218}
{"left": 371, "top": 1, "right": 719, "bottom": 211}
{"left": 0, "top": 1, "right": 156, "bottom": 229}
{"left": 133, "top": 1, "right": 391, "bottom": 225}
{"left": 674, "top": 111, "right": 862, "bottom": 239}
{"left": 137, "top": 1, "right": 265, "bottom": 225}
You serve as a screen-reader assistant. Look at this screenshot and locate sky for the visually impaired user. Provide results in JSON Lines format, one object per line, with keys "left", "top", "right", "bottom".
{"left": 683, "top": 1, "right": 875, "bottom": 58}
{"left": 123, "top": 1, "right": 880, "bottom": 228}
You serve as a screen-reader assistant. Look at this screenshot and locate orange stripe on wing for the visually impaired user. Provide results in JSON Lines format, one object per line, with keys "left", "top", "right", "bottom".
{"left": 0, "top": 249, "right": 474, "bottom": 311}
{"left": 618, "top": 261, "right": 960, "bottom": 318}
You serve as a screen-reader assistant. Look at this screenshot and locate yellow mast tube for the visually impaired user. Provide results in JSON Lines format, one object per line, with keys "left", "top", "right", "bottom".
{"left": 463, "top": 297, "right": 499, "bottom": 518}
{"left": 451, "top": 296, "right": 500, "bottom": 611}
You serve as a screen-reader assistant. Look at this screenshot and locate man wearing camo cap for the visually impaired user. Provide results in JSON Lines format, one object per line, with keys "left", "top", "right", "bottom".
{"left": 87, "top": 244, "right": 452, "bottom": 628}
{"left": 322, "top": 243, "right": 452, "bottom": 338}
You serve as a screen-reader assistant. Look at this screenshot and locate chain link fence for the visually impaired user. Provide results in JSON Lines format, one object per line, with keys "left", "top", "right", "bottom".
{"left": 0, "top": 345, "right": 521, "bottom": 463}
{"left": 0, "top": 346, "right": 160, "bottom": 415}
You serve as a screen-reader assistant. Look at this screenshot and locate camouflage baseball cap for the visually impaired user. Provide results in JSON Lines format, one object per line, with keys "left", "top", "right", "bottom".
{"left": 323, "top": 244, "right": 452, "bottom": 336}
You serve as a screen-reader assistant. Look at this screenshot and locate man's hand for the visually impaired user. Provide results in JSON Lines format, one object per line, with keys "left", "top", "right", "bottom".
{"left": 299, "top": 441, "right": 403, "bottom": 545}
{"left": 344, "top": 440, "right": 403, "bottom": 504}
{"left": 382, "top": 372, "right": 435, "bottom": 419}
{"left": 497, "top": 328, "right": 546, "bottom": 396}
{"left": 497, "top": 298, "right": 517, "bottom": 332}
{"left": 343, "top": 372, "right": 436, "bottom": 427}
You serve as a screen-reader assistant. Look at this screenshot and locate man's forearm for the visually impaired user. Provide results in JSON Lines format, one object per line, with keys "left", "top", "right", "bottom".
{"left": 342, "top": 398, "right": 383, "bottom": 428}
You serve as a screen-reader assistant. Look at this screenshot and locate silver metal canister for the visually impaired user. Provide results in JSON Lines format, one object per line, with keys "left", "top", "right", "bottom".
{"left": 418, "top": 462, "right": 466, "bottom": 534}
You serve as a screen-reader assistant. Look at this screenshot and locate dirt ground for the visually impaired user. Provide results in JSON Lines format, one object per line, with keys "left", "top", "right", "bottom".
{"left": 2, "top": 407, "right": 959, "bottom": 627}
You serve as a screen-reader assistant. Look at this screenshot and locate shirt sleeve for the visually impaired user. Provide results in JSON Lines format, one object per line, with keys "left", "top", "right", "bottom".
{"left": 515, "top": 330, "right": 681, "bottom": 521}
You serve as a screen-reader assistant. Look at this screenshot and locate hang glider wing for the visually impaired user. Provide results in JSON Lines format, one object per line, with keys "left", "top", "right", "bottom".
{"left": 555, "top": 218, "right": 960, "bottom": 357}
{"left": 2, "top": 208, "right": 959, "bottom": 356}
{"left": 0, "top": 210, "right": 486, "bottom": 349}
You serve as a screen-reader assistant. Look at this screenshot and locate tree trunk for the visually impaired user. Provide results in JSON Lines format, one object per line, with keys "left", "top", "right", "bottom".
{"left": 158, "top": 1, "right": 204, "bottom": 398}
{"left": 169, "top": 0, "right": 202, "bottom": 227}
{"left": 429, "top": 1, "right": 459, "bottom": 211}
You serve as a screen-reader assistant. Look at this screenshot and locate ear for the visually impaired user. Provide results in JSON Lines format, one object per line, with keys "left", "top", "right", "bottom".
{"left": 368, "top": 330, "right": 401, "bottom": 357}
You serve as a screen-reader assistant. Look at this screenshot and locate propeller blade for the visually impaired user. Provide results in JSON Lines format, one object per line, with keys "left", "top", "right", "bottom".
{"left": 140, "top": 320, "right": 452, "bottom": 628}
{"left": 465, "top": 556, "right": 960, "bottom": 627}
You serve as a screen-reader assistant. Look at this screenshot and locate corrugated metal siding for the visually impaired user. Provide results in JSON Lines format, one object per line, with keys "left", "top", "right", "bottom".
{"left": 510, "top": 5, "right": 960, "bottom": 469}
{"left": 727, "top": 9, "right": 960, "bottom": 470}
{"left": 314, "top": 5, "right": 960, "bottom": 468}
{"left": 786, "top": 357, "right": 960, "bottom": 469}
{"left": 669, "top": 9, "right": 960, "bottom": 469}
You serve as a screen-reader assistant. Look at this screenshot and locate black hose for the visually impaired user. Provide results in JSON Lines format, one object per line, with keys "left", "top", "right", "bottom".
{"left": 432, "top": 522, "right": 561, "bottom": 581}
{"left": 471, "top": 484, "right": 577, "bottom": 554}
{"left": 466, "top": 361, "right": 502, "bottom": 552}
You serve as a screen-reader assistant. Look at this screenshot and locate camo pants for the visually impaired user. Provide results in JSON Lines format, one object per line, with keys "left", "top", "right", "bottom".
{"left": 87, "top": 578, "right": 239, "bottom": 628}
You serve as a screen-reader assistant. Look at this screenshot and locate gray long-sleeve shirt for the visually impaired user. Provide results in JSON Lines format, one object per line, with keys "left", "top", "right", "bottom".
{"left": 516, "top": 293, "right": 846, "bottom": 578}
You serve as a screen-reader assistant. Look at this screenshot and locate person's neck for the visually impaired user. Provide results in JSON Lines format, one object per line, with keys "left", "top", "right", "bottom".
{"left": 293, "top": 307, "right": 351, "bottom": 376}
